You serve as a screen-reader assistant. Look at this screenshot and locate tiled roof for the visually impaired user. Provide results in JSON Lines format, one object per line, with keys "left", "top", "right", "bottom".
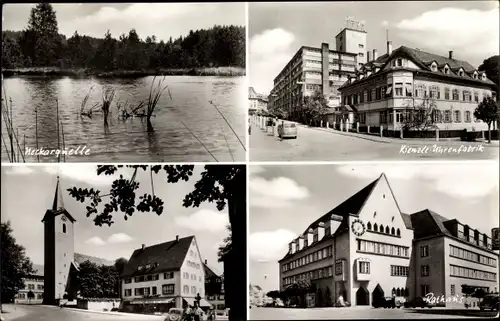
{"left": 341, "top": 46, "right": 495, "bottom": 89}
{"left": 400, "top": 213, "right": 413, "bottom": 230}
{"left": 121, "top": 236, "right": 193, "bottom": 278}
{"left": 203, "top": 262, "right": 220, "bottom": 279}
{"left": 409, "top": 209, "right": 453, "bottom": 239}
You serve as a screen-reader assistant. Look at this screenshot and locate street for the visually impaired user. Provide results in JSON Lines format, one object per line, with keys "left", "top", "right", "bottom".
{"left": 249, "top": 307, "right": 493, "bottom": 320}
{"left": 249, "top": 122, "right": 499, "bottom": 161}
{"left": 0, "top": 304, "right": 164, "bottom": 321}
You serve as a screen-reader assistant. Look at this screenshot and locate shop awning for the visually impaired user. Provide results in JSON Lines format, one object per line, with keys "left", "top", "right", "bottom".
{"left": 199, "top": 299, "right": 212, "bottom": 308}
{"left": 183, "top": 297, "right": 195, "bottom": 306}
{"left": 130, "top": 297, "right": 174, "bottom": 305}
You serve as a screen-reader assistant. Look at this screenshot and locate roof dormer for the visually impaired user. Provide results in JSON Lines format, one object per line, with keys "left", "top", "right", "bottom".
{"left": 472, "top": 70, "right": 478, "bottom": 80}
{"left": 458, "top": 67, "right": 465, "bottom": 77}
{"left": 442, "top": 64, "right": 450, "bottom": 74}
{"left": 430, "top": 61, "right": 438, "bottom": 72}
{"left": 481, "top": 72, "right": 487, "bottom": 81}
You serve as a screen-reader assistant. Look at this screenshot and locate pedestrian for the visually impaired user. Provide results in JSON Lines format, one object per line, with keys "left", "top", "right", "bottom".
{"left": 193, "top": 302, "right": 203, "bottom": 321}
{"left": 183, "top": 305, "right": 193, "bottom": 321}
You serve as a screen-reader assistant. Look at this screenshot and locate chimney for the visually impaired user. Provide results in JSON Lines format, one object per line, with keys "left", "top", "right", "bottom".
{"left": 141, "top": 244, "right": 145, "bottom": 250}
{"left": 373, "top": 49, "right": 378, "bottom": 61}
{"left": 367, "top": 51, "right": 371, "bottom": 62}
{"left": 205, "top": 259, "right": 207, "bottom": 265}
{"left": 449, "top": 51, "right": 453, "bottom": 59}
{"left": 307, "top": 228, "right": 314, "bottom": 245}
{"left": 387, "top": 41, "right": 393, "bottom": 55}
{"left": 298, "top": 236, "right": 305, "bottom": 251}
{"left": 176, "top": 235, "right": 179, "bottom": 242}
{"left": 318, "top": 222, "right": 325, "bottom": 241}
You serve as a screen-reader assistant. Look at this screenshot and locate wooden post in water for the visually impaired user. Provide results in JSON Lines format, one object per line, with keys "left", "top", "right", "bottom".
{"left": 56, "top": 99, "right": 60, "bottom": 163}
{"left": 35, "top": 105, "right": 39, "bottom": 162}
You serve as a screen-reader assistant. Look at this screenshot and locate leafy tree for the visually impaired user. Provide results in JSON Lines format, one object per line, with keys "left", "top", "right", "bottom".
{"left": 26, "top": 3, "right": 60, "bottom": 66}
{"left": 76, "top": 260, "right": 119, "bottom": 298}
{"left": 27, "top": 290, "right": 35, "bottom": 303}
{"left": 474, "top": 96, "right": 499, "bottom": 143}
{"left": 266, "top": 290, "right": 281, "bottom": 300}
{"left": 1, "top": 221, "right": 35, "bottom": 303}
{"left": 402, "top": 96, "right": 439, "bottom": 132}
{"left": 300, "top": 90, "right": 329, "bottom": 125}
{"left": 217, "top": 225, "right": 232, "bottom": 262}
{"left": 67, "top": 165, "right": 245, "bottom": 321}
{"left": 479, "top": 55, "right": 500, "bottom": 89}
{"left": 114, "top": 257, "right": 128, "bottom": 297}
{"left": 461, "top": 284, "right": 475, "bottom": 298}
{"left": 472, "top": 288, "right": 487, "bottom": 303}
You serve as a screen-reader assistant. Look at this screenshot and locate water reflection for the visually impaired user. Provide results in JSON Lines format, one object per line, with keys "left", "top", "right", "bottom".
{"left": 2, "top": 76, "right": 245, "bottom": 162}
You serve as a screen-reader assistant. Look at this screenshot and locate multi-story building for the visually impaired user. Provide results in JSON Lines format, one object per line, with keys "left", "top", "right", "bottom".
{"left": 248, "top": 87, "right": 269, "bottom": 115}
{"left": 120, "top": 235, "right": 211, "bottom": 312}
{"left": 278, "top": 173, "right": 499, "bottom": 308}
{"left": 338, "top": 42, "right": 497, "bottom": 131}
{"left": 204, "top": 260, "right": 225, "bottom": 312}
{"left": 271, "top": 41, "right": 359, "bottom": 119}
{"left": 15, "top": 264, "right": 45, "bottom": 303}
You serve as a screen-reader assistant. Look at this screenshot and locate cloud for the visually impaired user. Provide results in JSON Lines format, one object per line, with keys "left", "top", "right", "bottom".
{"left": 107, "top": 233, "right": 133, "bottom": 244}
{"left": 175, "top": 209, "right": 229, "bottom": 232}
{"left": 250, "top": 28, "right": 296, "bottom": 93}
{"left": 85, "top": 236, "right": 106, "bottom": 246}
{"left": 381, "top": 20, "right": 389, "bottom": 27}
{"left": 395, "top": 7, "right": 499, "bottom": 66}
{"left": 250, "top": 176, "right": 309, "bottom": 208}
{"left": 249, "top": 165, "right": 265, "bottom": 175}
{"left": 249, "top": 229, "right": 296, "bottom": 262}
{"left": 42, "top": 165, "right": 126, "bottom": 186}
{"left": 336, "top": 164, "right": 499, "bottom": 199}
{"left": 3, "top": 166, "right": 35, "bottom": 175}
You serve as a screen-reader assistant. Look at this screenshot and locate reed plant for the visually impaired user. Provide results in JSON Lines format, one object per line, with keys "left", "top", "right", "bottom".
{"left": 146, "top": 76, "right": 171, "bottom": 124}
{"left": 1, "top": 86, "right": 26, "bottom": 162}
{"left": 102, "top": 88, "right": 116, "bottom": 125}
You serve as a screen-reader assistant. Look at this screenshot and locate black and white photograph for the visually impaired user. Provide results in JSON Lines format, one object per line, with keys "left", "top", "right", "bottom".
{"left": 1, "top": 3, "right": 246, "bottom": 163}
{"left": 248, "top": 1, "right": 499, "bottom": 161}
{"left": 248, "top": 163, "right": 499, "bottom": 319}
{"left": 0, "top": 164, "right": 246, "bottom": 321}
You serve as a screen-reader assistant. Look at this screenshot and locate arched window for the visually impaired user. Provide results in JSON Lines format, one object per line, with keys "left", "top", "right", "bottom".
{"left": 430, "top": 85, "right": 439, "bottom": 99}
{"left": 63, "top": 224, "right": 66, "bottom": 234}
{"left": 385, "top": 226, "right": 390, "bottom": 234}
{"left": 391, "top": 227, "right": 395, "bottom": 235}
{"left": 392, "top": 288, "right": 396, "bottom": 296}
{"left": 183, "top": 285, "right": 189, "bottom": 294}
{"left": 452, "top": 89, "right": 459, "bottom": 100}
{"left": 367, "top": 222, "right": 372, "bottom": 231}
{"left": 374, "top": 223, "right": 378, "bottom": 231}
{"left": 380, "top": 225, "right": 384, "bottom": 233}
{"left": 396, "top": 288, "right": 401, "bottom": 296}
{"left": 397, "top": 228, "right": 401, "bottom": 236}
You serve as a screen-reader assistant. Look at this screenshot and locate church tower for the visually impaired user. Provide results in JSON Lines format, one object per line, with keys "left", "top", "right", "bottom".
{"left": 42, "top": 176, "right": 76, "bottom": 305}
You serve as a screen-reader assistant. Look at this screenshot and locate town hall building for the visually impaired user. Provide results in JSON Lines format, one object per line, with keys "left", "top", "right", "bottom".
{"left": 279, "top": 173, "right": 499, "bottom": 308}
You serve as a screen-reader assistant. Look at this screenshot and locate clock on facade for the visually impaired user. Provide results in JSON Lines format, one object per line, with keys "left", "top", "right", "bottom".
{"left": 61, "top": 215, "right": 67, "bottom": 222}
{"left": 351, "top": 219, "right": 366, "bottom": 236}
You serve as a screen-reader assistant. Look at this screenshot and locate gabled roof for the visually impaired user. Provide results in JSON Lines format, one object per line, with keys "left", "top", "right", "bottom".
{"left": 410, "top": 209, "right": 450, "bottom": 239}
{"left": 121, "top": 236, "right": 194, "bottom": 278}
{"left": 203, "top": 262, "right": 220, "bottom": 279}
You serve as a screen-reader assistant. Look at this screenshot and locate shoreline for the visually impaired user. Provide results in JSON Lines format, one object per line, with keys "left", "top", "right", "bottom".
{"left": 1, "top": 66, "right": 245, "bottom": 78}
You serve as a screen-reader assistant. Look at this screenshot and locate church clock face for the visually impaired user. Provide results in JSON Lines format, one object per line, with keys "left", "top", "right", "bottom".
{"left": 351, "top": 219, "right": 366, "bottom": 236}
{"left": 61, "top": 215, "right": 67, "bottom": 222}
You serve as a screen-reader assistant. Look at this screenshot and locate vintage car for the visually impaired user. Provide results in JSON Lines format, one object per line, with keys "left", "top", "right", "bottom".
{"left": 479, "top": 294, "right": 500, "bottom": 311}
{"left": 165, "top": 308, "right": 183, "bottom": 321}
{"left": 277, "top": 122, "right": 298, "bottom": 139}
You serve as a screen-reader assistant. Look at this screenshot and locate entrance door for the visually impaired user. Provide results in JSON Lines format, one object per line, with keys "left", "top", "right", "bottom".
{"left": 356, "top": 286, "right": 369, "bottom": 306}
{"left": 372, "top": 284, "right": 385, "bottom": 308}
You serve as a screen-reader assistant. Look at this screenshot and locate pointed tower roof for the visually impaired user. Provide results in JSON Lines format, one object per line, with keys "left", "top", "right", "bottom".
{"left": 52, "top": 176, "right": 65, "bottom": 211}
{"left": 41, "top": 176, "right": 76, "bottom": 223}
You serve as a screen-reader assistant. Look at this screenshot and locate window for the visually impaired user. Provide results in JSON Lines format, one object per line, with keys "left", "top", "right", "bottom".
{"left": 28, "top": 284, "right": 35, "bottom": 290}
{"left": 395, "top": 83, "right": 404, "bottom": 96}
{"left": 452, "top": 89, "right": 459, "bottom": 100}
{"left": 459, "top": 70, "right": 464, "bottom": 77}
{"left": 444, "top": 66, "right": 449, "bottom": 74}
{"left": 164, "top": 272, "right": 174, "bottom": 279}
{"left": 125, "top": 289, "right": 132, "bottom": 297}
{"left": 430, "top": 85, "right": 439, "bottom": 99}
{"left": 371, "top": 88, "right": 376, "bottom": 101}
{"left": 465, "top": 111, "right": 471, "bottom": 123}
{"left": 359, "top": 44, "right": 364, "bottom": 48}
{"left": 374, "top": 223, "right": 378, "bottom": 231}
{"left": 357, "top": 239, "right": 409, "bottom": 258}
{"left": 379, "top": 224, "right": 384, "bottom": 233}
{"left": 359, "top": 52, "right": 364, "bottom": 57}
{"left": 463, "top": 90, "right": 471, "bottom": 102}
{"left": 474, "top": 92, "right": 479, "bottom": 102}
{"left": 359, "top": 261, "right": 370, "bottom": 274}
{"left": 391, "top": 227, "right": 395, "bottom": 235}
{"left": 152, "top": 286, "right": 157, "bottom": 296}
{"left": 432, "top": 110, "right": 442, "bottom": 123}
{"left": 444, "top": 88, "right": 450, "bottom": 100}
{"left": 415, "top": 84, "right": 426, "bottom": 98}
{"left": 444, "top": 110, "right": 452, "bottom": 123}
{"left": 386, "top": 85, "right": 393, "bottom": 97}
{"left": 63, "top": 224, "right": 66, "bottom": 234}
{"left": 335, "top": 262, "right": 343, "bottom": 275}
{"left": 421, "top": 265, "right": 430, "bottom": 277}
{"left": 191, "top": 286, "right": 196, "bottom": 294}
{"left": 397, "top": 228, "right": 401, "bottom": 236}
{"left": 396, "top": 112, "right": 403, "bottom": 123}
{"left": 420, "top": 245, "right": 429, "bottom": 257}
{"left": 397, "top": 59, "right": 402, "bottom": 67}
{"left": 454, "top": 110, "right": 461, "bottom": 123}
{"left": 391, "top": 265, "right": 409, "bottom": 276}
{"left": 183, "top": 285, "right": 189, "bottom": 294}
{"left": 367, "top": 222, "right": 372, "bottom": 230}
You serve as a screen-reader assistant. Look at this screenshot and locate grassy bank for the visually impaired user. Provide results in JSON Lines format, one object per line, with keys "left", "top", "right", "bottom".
{"left": 2, "top": 66, "right": 245, "bottom": 78}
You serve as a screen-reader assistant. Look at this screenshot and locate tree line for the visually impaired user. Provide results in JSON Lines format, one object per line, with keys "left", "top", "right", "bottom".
{"left": 2, "top": 3, "right": 245, "bottom": 70}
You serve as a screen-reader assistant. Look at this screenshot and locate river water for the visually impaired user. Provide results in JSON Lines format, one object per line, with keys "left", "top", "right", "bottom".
{"left": 1, "top": 76, "right": 246, "bottom": 162}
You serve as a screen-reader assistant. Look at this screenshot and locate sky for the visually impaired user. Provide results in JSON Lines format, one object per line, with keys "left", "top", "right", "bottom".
{"left": 248, "top": 163, "right": 500, "bottom": 293}
{"left": 249, "top": 1, "right": 500, "bottom": 94}
{"left": 2, "top": 3, "right": 245, "bottom": 42}
{"left": 1, "top": 165, "right": 229, "bottom": 275}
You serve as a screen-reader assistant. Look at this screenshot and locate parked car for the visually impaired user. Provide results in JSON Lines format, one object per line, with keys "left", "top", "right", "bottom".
{"left": 479, "top": 294, "right": 500, "bottom": 311}
{"left": 165, "top": 308, "right": 183, "bottom": 321}
{"left": 278, "top": 122, "right": 298, "bottom": 139}
{"left": 405, "top": 297, "right": 436, "bottom": 308}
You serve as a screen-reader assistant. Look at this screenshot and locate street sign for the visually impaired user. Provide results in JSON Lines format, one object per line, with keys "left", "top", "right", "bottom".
{"left": 492, "top": 228, "right": 499, "bottom": 250}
